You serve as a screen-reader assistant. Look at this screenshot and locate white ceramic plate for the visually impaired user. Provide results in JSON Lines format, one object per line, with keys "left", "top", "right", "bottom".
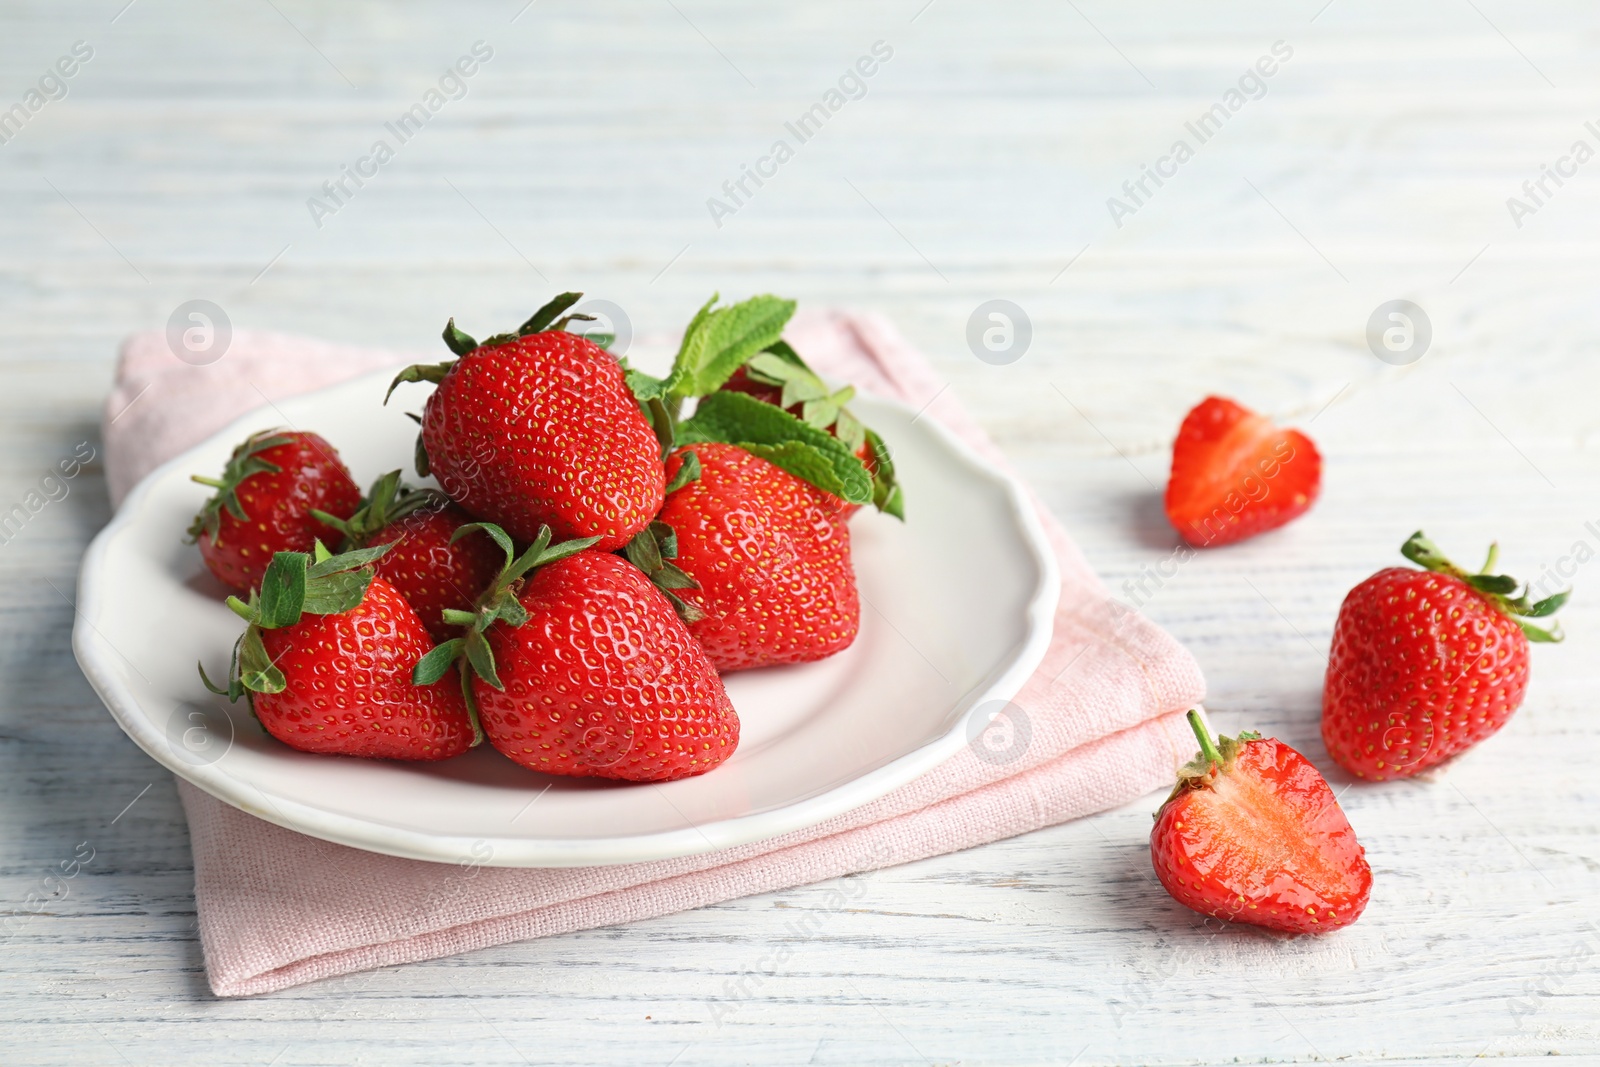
{"left": 74, "top": 366, "right": 1058, "bottom": 866}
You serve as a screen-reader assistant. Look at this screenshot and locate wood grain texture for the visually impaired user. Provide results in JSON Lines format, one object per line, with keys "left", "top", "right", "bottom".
{"left": 3, "top": 0, "right": 1598, "bottom": 1062}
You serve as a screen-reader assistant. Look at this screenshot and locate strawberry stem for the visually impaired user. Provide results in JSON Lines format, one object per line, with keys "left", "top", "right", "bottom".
{"left": 1187, "top": 709, "right": 1223, "bottom": 768}
{"left": 1401, "top": 530, "right": 1568, "bottom": 641}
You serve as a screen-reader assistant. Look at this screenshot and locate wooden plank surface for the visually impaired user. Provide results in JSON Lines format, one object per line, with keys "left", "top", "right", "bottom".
{"left": 2, "top": 1, "right": 1597, "bottom": 1063}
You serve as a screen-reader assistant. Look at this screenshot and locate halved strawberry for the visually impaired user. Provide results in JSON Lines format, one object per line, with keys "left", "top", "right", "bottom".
{"left": 187, "top": 430, "right": 360, "bottom": 592}
{"left": 1164, "top": 396, "right": 1320, "bottom": 547}
{"left": 1151, "top": 711, "right": 1372, "bottom": 934}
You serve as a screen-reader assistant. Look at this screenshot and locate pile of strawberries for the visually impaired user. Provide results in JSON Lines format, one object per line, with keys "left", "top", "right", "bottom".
{"left": 190, "top": 293, "right": 901, "bottom": 783}
{"left": 1148, "top": 396, "right": 1570, "bottom": 935}
{"left": 188, "top": 301, "right": 1571, "bottom": 940}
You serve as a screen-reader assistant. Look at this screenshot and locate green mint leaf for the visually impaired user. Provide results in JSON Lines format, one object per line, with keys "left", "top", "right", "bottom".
{"left": 759, "top": 339, "right": 809, "bottom": 370}
{"left": 834, "top": 408, "right": 867, "bottom": 455}
{"left": 740, "top": 441, "right": 872, "bottom": 504}
{"left": 678, "top": 390, "right": 873, "bottom": 504}
{"left": 626, "top": 367, "right": 669, "bottom": 403}
{"left": 865, "top": 427, "right": 905, "bottom": 520}
{"left": 666, "top": 294, "right": 797, "bottom": 398}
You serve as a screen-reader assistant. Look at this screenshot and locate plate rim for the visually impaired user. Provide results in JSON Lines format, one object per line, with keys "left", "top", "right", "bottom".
{"left": 73, "top": 366, "right": 1060, "bottom": 867}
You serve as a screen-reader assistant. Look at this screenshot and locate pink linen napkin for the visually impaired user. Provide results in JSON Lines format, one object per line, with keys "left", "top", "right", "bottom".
{"left": 101, "top": 310, "right": 1206, "bottom": 997}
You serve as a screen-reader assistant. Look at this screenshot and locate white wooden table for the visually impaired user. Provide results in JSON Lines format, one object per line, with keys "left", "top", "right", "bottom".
{"left": 3, "top": 1, "right": 1598, "bottom": 1062}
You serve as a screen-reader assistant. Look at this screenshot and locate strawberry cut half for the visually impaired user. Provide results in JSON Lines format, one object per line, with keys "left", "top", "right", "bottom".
{"left": 1164, "top": 396, "right": 1321, "bottom": 547}
{"left": 1151, "top": 711, "right": 1372, "bottom": 935}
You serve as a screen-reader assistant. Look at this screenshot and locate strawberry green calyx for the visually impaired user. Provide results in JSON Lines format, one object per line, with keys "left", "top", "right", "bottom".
{"left": 199, "top": 542, "right": 393, "bottom": 702}
{"left": 185, "top": 430, "right": 297, "bottom": 542}
{"left": 1400, "top": 530, "right": 1569, "bottom": 643}
{"left": 310, "top": 469, "right": 450, "bottom": 550}
{"left": 1165, "top": 709, "right": 1265, "bottom": 801}
{"left": 384, "top": 292, "right": 596, "bottom": 405}
{"left": 620, "top": 520, "right": 705, "bottom": 623}
{"left": 411, "top": 523, "right": 599, "bottom": 733}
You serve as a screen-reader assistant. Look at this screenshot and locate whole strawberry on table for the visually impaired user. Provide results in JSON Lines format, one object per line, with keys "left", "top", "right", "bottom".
{"left": 190, "top": 290, "right": 904, "bottom": 783}
{"left": 1322, "top": 531, "right": 1567, "bottom": 780}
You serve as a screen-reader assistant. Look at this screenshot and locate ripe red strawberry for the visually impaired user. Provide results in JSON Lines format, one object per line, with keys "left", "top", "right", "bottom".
{"left": 188, "top": 429, "right": 360, "bottom": 593}
{"left": 1165, "top": 396, "right": 1321, "bottom": 547}
{"left": 368, "top": 506, "right": 501, "bottom": 644}
{"left": 387, "top": 293, "right": 664, "bottom": 551}
{"left": 1151, "top": 710, "right": 1372, "bottom": 934}
{"left": 202, "top": 547, "right": 477, "bottom": 761}
{"left": 648, "top": 442, "right": 859, "bottom": 672}
{"left": 1322, "top": 532, "right": 1567, "bottom": 780}
{"left": 314, "top": 471, "right": 501, "bottom": 643}
{"left": 415, "top": 525, "right": 739, "bottom": 782}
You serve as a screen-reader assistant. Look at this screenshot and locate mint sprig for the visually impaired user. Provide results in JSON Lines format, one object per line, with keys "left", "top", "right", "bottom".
{"left": 656, "top": 293, "right": 797, "bottom": 400}
{"left": 677, "top": 391, "right": 873, "bottom": 506}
